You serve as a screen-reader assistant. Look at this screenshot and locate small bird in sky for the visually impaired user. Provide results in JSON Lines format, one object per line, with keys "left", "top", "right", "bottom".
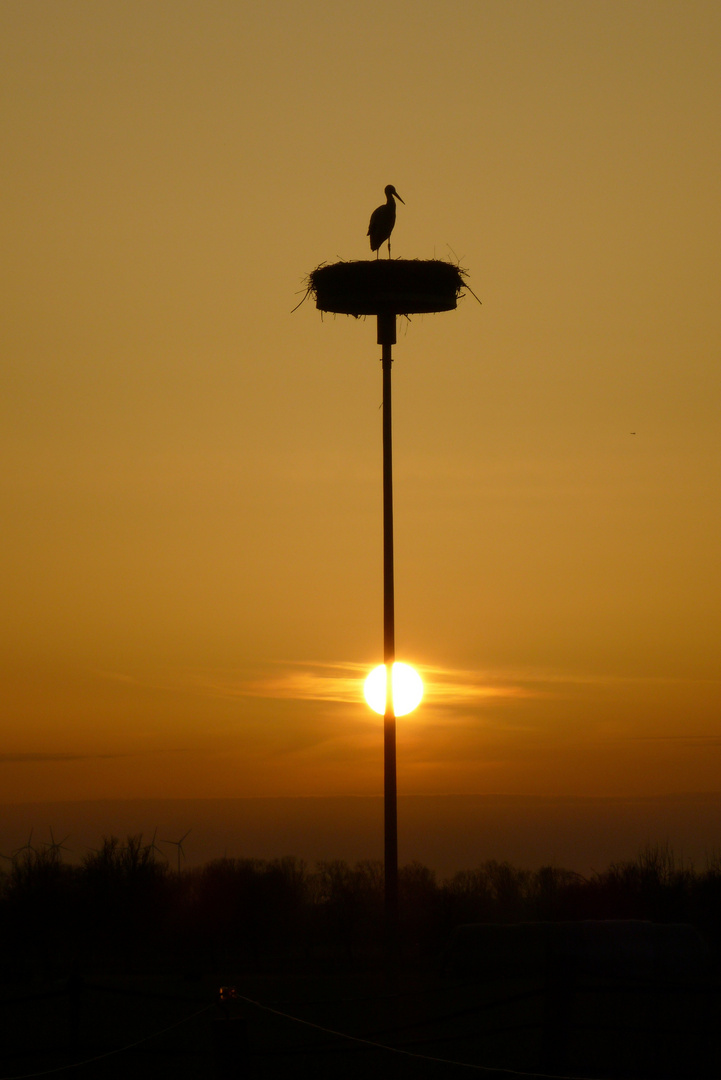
{"left": 368, "top": 184, "right": 405, "bottom": 258}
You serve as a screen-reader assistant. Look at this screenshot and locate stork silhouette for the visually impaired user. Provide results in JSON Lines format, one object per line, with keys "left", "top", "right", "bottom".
{"left": 368, "top": 185, "right": 404, "bottom": 258}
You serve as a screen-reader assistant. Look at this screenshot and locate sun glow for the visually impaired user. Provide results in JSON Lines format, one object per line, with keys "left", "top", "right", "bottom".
{"left": 363, "top": 663, "right": 424, "bottom": 717}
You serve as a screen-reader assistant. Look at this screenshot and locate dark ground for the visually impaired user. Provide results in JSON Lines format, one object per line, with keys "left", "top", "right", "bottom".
{"left": 1, "top": 964, "right": 719, "bottom": 1079}
{"left": 2, "top": 843, "right": 721, "bottom": 1078}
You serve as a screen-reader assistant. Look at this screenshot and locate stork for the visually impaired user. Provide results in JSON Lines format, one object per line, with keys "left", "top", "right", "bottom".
{"left": 368, "top": 185, "right": 405, "bottom": 258}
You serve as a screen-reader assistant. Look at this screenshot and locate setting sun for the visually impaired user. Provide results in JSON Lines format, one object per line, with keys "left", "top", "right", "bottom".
{"left": 363, "top": 663, "right": 424, "bottom": 717}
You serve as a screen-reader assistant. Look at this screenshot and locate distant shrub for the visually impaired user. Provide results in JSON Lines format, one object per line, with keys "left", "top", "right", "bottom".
{"left": 1, "top": 837, "right": 720, "bottom": 975}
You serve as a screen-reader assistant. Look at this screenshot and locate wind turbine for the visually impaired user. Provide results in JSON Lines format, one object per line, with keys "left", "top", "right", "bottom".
{"left": 161, "top": 829, "right": 191, "bottom": 873}
{"left": 0, "top": 849, "right": 16, "bottom": 869}
{"left": 148, "top": 826, "right": 166, "bottom": 865}
{"left": 44, "top": 827, "right": 71, "bottom": 859}
{"left": 13, "top": 828, "right": 36, "bottom": 861}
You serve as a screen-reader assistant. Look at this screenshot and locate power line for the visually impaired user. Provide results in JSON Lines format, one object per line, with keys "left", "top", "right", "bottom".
{"left": 235, "top": 990, "right": 620, "bottom": 1080}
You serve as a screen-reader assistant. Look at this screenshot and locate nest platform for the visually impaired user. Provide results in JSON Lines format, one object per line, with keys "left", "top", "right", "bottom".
{"left": 309, "top": 259, "right": 466, "bottom": 316}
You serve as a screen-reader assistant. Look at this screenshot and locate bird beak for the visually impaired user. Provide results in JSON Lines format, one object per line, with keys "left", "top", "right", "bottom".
{"left": 395, "top": 192, "right": 405, "bottom": 204}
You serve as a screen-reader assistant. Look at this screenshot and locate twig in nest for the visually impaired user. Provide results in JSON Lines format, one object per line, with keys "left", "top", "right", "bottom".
{"left": 290, "top": 284, "right": 313, "bottom": 314}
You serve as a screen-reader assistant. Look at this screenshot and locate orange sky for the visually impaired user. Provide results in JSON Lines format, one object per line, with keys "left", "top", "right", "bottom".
{"left": 2, "top": 1, "right": 720, "bottom": 810}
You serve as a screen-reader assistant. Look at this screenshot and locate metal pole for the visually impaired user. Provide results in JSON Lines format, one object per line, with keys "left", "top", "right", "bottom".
{"left": 378, "top": 313, "right": 398, "bottom": 946}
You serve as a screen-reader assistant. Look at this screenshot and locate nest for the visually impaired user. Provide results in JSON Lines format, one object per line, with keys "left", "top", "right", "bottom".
{"left": 308, "top": 259, "right": 467, "bottom": 316}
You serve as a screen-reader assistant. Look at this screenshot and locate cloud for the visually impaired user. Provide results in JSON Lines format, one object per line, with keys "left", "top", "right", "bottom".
{"left": 417, "top": 665, "right": 545, "bottom": 707}
{"left": 627, "top": 734, "right": 721, "bottom": 744}
{"left": 0, "top": 752, "right": 129, "bottom": 764}
{"left": 0, "top": 749, "right": 192, "bottom": 765}
{"left": 194, "top": 662, "right": 369, "bottom": 705}
{"left": 90, "top": 669, "right": 141, "bottom": 684}
{"left": 95, "top": 660, "right": 715, "bottom": 724}
{"left": 191, "top": 661, "right": 548, "bottom": 709}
